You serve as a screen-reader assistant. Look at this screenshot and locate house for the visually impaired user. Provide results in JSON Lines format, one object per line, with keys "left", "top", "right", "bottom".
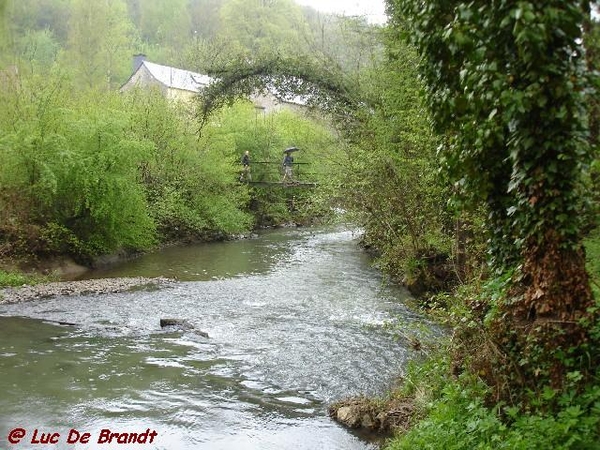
{"left": 120, "top": 54, "right": 211, "bottom": 103}
{"left": 120, "top": 54, "right": 305, "bottom": 114}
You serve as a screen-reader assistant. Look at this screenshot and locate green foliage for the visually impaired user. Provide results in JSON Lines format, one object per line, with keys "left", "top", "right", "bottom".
{"left": 63, "top": 0, "right": 136, "bottom": 89}
{"left": 0, "top": 70, "right": 157, "bottom": 258}
{"left": 334, "top": 23, "right": 461, "bottom": 294}
{"left": 200, "top": 101, "right": 340, "bottom": 227}
{"left": 0, "top": 53, "right": 342, "bottom": 260}
{"left": 395, "top": 0, "right": 598, "bottom": 399}
{"left": 384, "top": 306, "right": 600, "bottom": 450}
{"left": 585, "top": 229, "right": 600, "bottom": 298}
{"left": 304, "top": 15, "right": 384, "bottom": 75}
{"left": 386, "top": 376, "right": 600, "bottom": 450}
{"left": 14, "top": 28, "right": 60, "bottom": 66}
{"left": 5, "top": 0, "right": 383, "bottom": 87}
{"left": 218, "top": 0, "right": 310, "bottom": 58}
{"left": 131, "top": 0, "right": 191, "bottom": 48}
{"left": 52, "top": 108, "right": 156, "bottom": 255}
{"left": 7, "top": 0, "right": 70, "bottom": 43}
{"left": 195, "top": 53, "right": 364, "bottom": 135}
{"left": 0, "top": 67, "right": 263, "bottom": 260}
{"left": 384, "top": 225, "right": 600, "bottom": 449}
{"left": 395, "top": 0, "right": 593, "bottom": 271}
{"left": 118, "top": 89, "right": 255, "bottom": 239}
{"left": 0, "top": 269, "right": 48, "bottom": 288}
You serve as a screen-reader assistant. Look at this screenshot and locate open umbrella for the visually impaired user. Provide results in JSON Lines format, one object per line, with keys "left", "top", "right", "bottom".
{"left": 283, "top": 146, "right": 300, "bottom": 153}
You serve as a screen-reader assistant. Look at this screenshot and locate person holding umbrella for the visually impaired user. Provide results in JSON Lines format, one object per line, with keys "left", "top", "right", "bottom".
{"left": 282, "top": 146, "right": 298, "bottom": 183}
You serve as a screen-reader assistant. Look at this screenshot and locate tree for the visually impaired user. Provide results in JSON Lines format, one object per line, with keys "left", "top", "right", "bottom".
{"left": 304, "top": 14, "right": 384, "bottom": 79}
{"left": 188, "top": 0, "right": 225, "bottom": 41}
{"left": 15, "top": 29, "right": 61, "bottom": 68}
{"left": 129, "top": 0, "right": 191, "bottom": 59}
{"left": 395, "top": 0, "right": 599, "bottom": 401}
{"left": 337, "top": 23, "right": 454, "bottom": 295}
{"left": 0, "top": 0, "right": 7, "bottom": 58}
{"left": 64, "top": 0, "right": 135, "bottom": 89}
{"left": 8, "top": 0, "right": 71, "bottom": 45}
{"left": 218, "top": 0, "right": 310, "bottom": 58}
{"left": 0, "top": 70, "right": 156, "bottom": 258}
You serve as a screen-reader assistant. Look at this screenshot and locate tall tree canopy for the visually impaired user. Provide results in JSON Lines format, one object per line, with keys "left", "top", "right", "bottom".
{"left": 218, "top": 0, "right": 311, "bottom": 57}
{"left": 64, "top": 0, "right": 136, "bottom": 88}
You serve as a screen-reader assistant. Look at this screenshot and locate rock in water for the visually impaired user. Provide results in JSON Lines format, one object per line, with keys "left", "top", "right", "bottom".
{"left": 159, "top": 318, "right": 208, "bottom": 338}
{"left": 160, "top": 318, "right": 190, "bottom": 328}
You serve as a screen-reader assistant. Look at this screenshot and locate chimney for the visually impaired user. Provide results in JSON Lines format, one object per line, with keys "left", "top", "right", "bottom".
{"left": 132, "top": 54, "right": 147, "bottom": 73}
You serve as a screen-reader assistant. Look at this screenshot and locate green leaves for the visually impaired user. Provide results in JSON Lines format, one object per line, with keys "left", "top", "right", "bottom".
{"left": 396, "top": 0, "right": 599, "bottom": 406}
{"left": 0, "top": 67, "right": 261, "bottom": 259}
{"left": 398, "top": 0, "right": 593, "bottom": 269}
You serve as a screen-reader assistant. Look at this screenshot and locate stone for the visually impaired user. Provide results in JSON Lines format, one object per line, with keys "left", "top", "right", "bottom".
{"left": 159, "top": 318, "right": 208, "bottom": 338}
{"left": 360, "top": 413, "right": 376, "bottom": 430}
{"left": 336, "top": 406, "right": 362, "bottom": 428}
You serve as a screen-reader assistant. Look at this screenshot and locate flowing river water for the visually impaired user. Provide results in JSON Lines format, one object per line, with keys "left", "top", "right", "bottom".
{"left": 0, "top": 226, "right": 430, "bottom": 450}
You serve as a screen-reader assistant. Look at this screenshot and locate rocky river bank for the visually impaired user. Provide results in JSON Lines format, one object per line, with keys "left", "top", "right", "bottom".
{"left": 0, "top": 276, "right": 173, "bottom": 304}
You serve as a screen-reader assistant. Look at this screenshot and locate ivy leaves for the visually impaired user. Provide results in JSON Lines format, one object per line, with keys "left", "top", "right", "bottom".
{"left": 396, "top": 0, "right": 599, "bottom": 400}
{"left": 397, "top": 0, "right": 593, "bottom": 269}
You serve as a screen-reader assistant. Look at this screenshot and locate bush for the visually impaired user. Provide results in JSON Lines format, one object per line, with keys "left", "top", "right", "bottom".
{"left": 0, "top": 270, "right": 48, "bottom": 288}
{"left": 385, "top": 361, "right": 600, "bottom": 450}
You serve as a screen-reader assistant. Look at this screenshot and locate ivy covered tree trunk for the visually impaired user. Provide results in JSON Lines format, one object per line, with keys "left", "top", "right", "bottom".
{"left": 394, "top": 0, "right": 599, "bottom": 401}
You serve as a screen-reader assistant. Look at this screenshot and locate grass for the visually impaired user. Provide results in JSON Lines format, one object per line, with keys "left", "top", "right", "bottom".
{"left": 0, "top": 269, "right": 50, "bottom": 288}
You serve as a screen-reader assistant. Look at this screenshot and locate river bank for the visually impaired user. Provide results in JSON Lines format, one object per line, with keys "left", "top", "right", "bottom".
{"left": 0, "top": 276, "right": 174, "bottom": 304}
{"left": 0, "top": 222, "right": 308, "bottom": 286}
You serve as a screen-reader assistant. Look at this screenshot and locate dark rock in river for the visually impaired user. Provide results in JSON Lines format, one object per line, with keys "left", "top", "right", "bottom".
{"left": 160, "top": 318, "right": 209, "bottom": 338}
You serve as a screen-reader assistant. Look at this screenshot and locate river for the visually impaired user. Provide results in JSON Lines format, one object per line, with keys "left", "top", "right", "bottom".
{"left": 0, "top": 226, "right": 428, "bottom": 450}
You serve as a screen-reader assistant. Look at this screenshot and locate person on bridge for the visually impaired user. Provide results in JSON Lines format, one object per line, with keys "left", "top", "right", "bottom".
{"left": 240, "top": 150, "right": 251, "bottom": 182}
{"left": 282, "top": 152, "right": 294, "bottom": 183}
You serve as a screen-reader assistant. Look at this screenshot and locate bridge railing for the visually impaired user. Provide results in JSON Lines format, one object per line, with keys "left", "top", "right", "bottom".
{"left": 241, "top": 161, "right": 313, "bottom": 183}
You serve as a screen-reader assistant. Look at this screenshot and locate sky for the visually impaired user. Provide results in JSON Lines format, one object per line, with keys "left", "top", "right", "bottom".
{"left": 294, "top": 0, "right": 387, "bottom": 24}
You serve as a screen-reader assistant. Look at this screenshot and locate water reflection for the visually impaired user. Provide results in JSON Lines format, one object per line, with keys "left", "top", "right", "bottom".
{"left": 79, "top": 229, "right": 301, "bottom": 281}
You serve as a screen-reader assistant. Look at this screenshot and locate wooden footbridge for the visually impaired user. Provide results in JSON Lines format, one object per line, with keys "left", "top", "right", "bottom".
{"left": 239, "top": 161, "right": 317, "bottom": 188}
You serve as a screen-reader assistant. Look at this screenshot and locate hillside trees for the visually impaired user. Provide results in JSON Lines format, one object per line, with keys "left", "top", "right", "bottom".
{"left": 218, "top": 0, "right": 311, "bottom": 58}
{"left": 395, "top": 0, "right": 599, "bottom": 401}
{"left": 8, "top": 0, "right": 70, "bottom": 46}
{"left": 188, "top": 0, "right": 225, "bottom": 41}
{"left": 64, "top": 0, "right": 135, "bottom": 89}
{"left": 125, "top": 0, "right": 191, "bottom": 63}
{"left": 3, "top": 0, "right": 383, "bottom": 90}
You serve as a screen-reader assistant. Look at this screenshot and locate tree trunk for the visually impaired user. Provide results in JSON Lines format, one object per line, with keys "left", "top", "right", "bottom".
{"left": 493, "top": 230, "right": 598, "bottom": 397}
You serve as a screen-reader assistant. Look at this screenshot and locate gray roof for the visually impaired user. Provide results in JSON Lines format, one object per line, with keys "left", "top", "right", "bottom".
{"left": 142, "top": 61, "right": 212, "bottom": 92}
{"left": 122, "top": 60, "right": 307, "bottom": 108}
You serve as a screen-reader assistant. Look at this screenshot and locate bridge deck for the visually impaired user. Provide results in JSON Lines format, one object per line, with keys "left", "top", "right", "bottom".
{"left": 245, "top": 181, "right": 317, "bottom": 188}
